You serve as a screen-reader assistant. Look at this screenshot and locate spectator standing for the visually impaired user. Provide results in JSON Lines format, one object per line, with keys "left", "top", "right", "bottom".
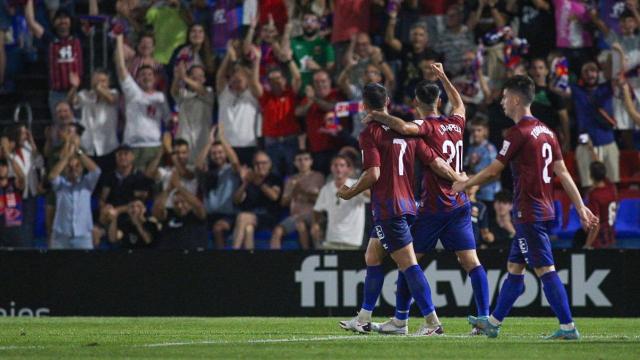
{"left": 291, "top": 11, "right": 336, "bottom": 90}
{"left": 126, "top": 33, "right": 166, "bottom": 91}
{"left": 25, "top": 0, "right": 83, "bottom": 116}
{"left": 253, "top": 48, "right": 302, "bottom": 177}
{"left": 48, "top": 140, "right": 101, "bottom": 249}
{"left": 331, "top": 0, "right": 371, "bottom": 68}
{"left": 270, "top": 150, "right": 324, "bottom": 249}
{"left": 115, "top": 33, "right": 170, "bottom": 170}
{"left": 171, "top": 63, "right": 215, "bottom": 163}
{"left": 570, "top": 61, "right": 619, "bottom": 189}
{"left": 516, "top": 0, "right": 556, "bottom": 60}
{"left": 295, "top": 70, "right": 342, "bottom": 174}
{"left": 206, "top": 0, "right": 246, "bottom": 57}
{"left": 196, "top": 126, "right": 241, "bottom": 250}
{"left": 216, "top": 42, "right": 261, "bottom": 166}
{"left": 464, "top": 117, "right": 501, "bottom": 208}
{"left": 145, "top": 0, "right": 191, "bottom": 64}
{"left": 168, "top": 23, "right": 216, "bottom": 84}
{"left": 68, "top": 68, "right": 120, "bottom": 176}
{"left": 342, "top": 32, "right": 395, "bottom": 92}
{"left": 0, "top": 139, "right": 26, "bottom": 247}
{"left": 153, "top": 174, "right": 208, "bottom": 249}
{"left": 552, "top": 0, "right": 596, "bottom": 76}
{"left": 108, "top": 199, "right": 160, "bottom": 249}
{"left": 433, "top": 4, "right": 476, "bottom": 77}
{"left": 528, "top": 58, "right": 571, "bottom": 151}
{"left": 312, "top": 155, "right": 366, "bottom": 250}
{"left": 584, "top": 161, "right": 618, "bottom": 249}
{"left": 232, "top": 151, "right": 282, "bottom": 250}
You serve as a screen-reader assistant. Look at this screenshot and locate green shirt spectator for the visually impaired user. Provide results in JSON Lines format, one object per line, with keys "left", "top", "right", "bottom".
{"left": 145, "top": 3, "right": 190, "bottom": 64}
{"left": 291, "top": 12, "right": 335, "bottom": 90}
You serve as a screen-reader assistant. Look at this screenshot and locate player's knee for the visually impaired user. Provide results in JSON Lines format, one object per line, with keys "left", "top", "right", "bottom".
{"left": 457, "top": 251, "right": 481, "bottom": 273}
{"left": 534, "top": 265, "right": 556, "bottom": 277}
{"left": 507, "top": 262, "right": 526, "bottom": 275}
{"left": 364, "top": 250, "right": 382, "bottom": 266}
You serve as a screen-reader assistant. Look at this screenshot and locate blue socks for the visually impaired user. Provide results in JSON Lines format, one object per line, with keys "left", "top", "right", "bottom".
{"left": 469, "top": 265, "right": 490, "bottom": 317}
{"left": 492, "top": 273, "right": 525, "bottom": 322}
{"left": 394, "top": 271, "right": 412, "bottom": 320}
{"left": 362, "top": 265, "right": 385, "bottom": 311}
{"left": 541, "top": 271, "right": 573, "bottom": 325}
{"left": 402, "top": 265, "right": 435, "bottom": 316}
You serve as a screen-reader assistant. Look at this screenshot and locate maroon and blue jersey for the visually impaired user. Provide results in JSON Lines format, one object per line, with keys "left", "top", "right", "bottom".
{"left": 414, "top": 114, "right": 469, "bottom": 214}
{"left": 496, "top": 116, "right": 563, "bottom": 224}
{"left": 359, "top": 122, "right": 436, "bottom": 222}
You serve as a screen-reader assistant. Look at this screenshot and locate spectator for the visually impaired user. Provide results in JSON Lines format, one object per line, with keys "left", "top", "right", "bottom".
{"left": 168, "top": 23, "right": 216, "bottom": 84}
{"left": 68, "top": 68, "right": 120, "bottom": 176}
{"left": 216, "top": 41, "right": 261, "bottom": 166}
{"left": 291, "top": 11, "right": 336, "bottom": 89}
{"left": 515, "top": 0, "right": 556, "bottom": 60}
{"left": 146, "top": 136, "right": 198, "bottom": 208}
{"left": 286, "top": 0, "right": 330, "bottom": 38}
{"left": 528, "top": 57, "right": 571, "bottom": 151}
{"left": 584, "top": 161, "right": 618, "bottom": 249}
{"left": 312, "top": 155, "right": 366, "bottom": 250}
{"left": 331, "top": 0, "right": 371, "bottom": 66}
{"left": 244, "top": 13, "right": 291, "bottom": 85}
{"left": 270, "top": 150, "right": 324, "bottom": 250}
{"left": 126, "top": 33, "right": 166, "bottom": 91}
{"left": 295, "top": 70, "right": 343, "bottom": 174}
{"left": 232, "top": 151, "right": 282, "bottom": 250}
{"left": 570, "top": 61, "right": 619, "bottom": 189}
{"left": 0, "top": 138, "right": 26, "bottom": 247}
{"left": 466, "top": 182, "right": 493, "bottom": 249}
{"left": 48, "top": 139, "right": 101, "bottom": 249}
{"left": 153, "top": 174, "right": 208, "bottom": 249}
{"left": 433, "top": 4, "right": 476, "bottom": 77}
{"left": 342, "top": 32, "right": 395, "bottom": 92}
{"left": 487, "top": 190, "right": 515, "bottom": 249}
{"left": 145, "top": 0, "right": 191, "bottom": 64}
{"left": 25, "top": 0, "right": 83, "bottom": 116}
{"left": 451, "top": 50, "right": 491, "bottom": 113}
{"left": 466, "top": 0, "right": 509, "bottom": 41}
{"left": 255, "top": 0, "right": 289, "bottom": 35}
{"left": 4, "top": 124, "right": 43, "bottom": 247}
{"left": 196, "top": 126, "right": 241, "bottom": 250}
{"left": 621, "top": 74, "right": 640, "bottom": 127}
{"left": 553, "top": 0, "right": 596, "bottom": 76}
{"left": 206, "top": 0, "right": 246, "bottom": 57}
{"left": 108, "top": 199, "right": 160, "bottom": 249}
{"left": 464, "top": 117, "right": 501, "bottom": 208}
{"left": 171, "top": 63, "right": 215, "bottom": 163}
{"left": 385, "top": 13, "right": 440, "bottom": 101}
{"left": 115, "top": 33, "right": 170, "bottom": 171}
{"left": 591, "top": 8, "right": 640, "bottom": 149}
{"left": 253, "top": 49, "right": 303, "bottom": 177}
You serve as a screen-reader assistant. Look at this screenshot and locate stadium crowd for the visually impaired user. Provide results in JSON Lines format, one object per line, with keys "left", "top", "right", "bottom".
{"left": 0, "top": 0, "right": 639, "bottom": 250}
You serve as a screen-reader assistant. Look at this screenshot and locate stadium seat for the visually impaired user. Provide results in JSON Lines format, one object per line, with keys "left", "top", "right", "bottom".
{"left": 614, "top": 199, "right": 640, "bottom": 239}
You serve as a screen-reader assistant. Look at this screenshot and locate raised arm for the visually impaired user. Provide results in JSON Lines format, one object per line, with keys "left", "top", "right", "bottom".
{"left": 216, "top": 41, "right": 237, "bottom": 94}
{"left": 589, "top": 8, "right": 610, "bottom": 37}
{"left": 285, "top": 50, "right": 302, "bottom": 93}
{"left": 431, "top": 63, "right": 465, "bottom": 117}
{"left": 176, "top": 186, "right": 206, "bottom": 220}
{"left": 115, "top": 34, "right": 129, "bottom": 82}
{"left": 553, "top": 160, "right": 598, "bottom": 230}
{"left": 621, "top": 81, "right": 640, "bottom": 125}
{"left": 384, "top": 9, "right": 402, "bottom": 52}
{"left": 337, "top": 61, "right": 356, "bottom": 99}
{"left": 2, "top": 139, "right": 25, "bottom": 190}
{"left": 366, "top": 111, "right": 422, "bottom": 136}
{"left": 337, "top": 167, "right": 380, "bottom": 200}
{"left": 248, "top": 46, "right": 264, "bottom": 98}
{"left": 25, "top": 0, "right": 44, "bottom": 39}
{"left": 89, "top": 0, "right": 99, "bottom": 15}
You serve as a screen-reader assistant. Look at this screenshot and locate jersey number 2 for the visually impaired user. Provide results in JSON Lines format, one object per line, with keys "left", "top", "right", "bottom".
{"left": 542, "top": 143, "right": 552, "bottom": 184}
{"left": 393, "top": 139, "right": 407, "bottom": 176}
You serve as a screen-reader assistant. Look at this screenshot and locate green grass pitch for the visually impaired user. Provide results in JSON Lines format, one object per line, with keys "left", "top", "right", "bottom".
{"left": 0, "top": 317, "right": 638, "bottom": 359}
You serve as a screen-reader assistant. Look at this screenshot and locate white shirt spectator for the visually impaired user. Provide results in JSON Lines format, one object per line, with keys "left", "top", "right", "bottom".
{"left": 75, "top": 89, "right": 120, "bottom": 156}
{"left": 121, "top": 75, "right": 169, "bottom": 148}
{"left": 158, "top": 165, "right": 199, "bottom": 208}
{"left": 9, "top": 142, "right": 43, "bottom": 199}
{"left": 217, "top": 85, "right": 261, "bottom": 148}
{"left": 314, "top": 178, "right": 366, "bottom": 247}
{"left": 176, "top": 87, "right": 215, "bottom": 161}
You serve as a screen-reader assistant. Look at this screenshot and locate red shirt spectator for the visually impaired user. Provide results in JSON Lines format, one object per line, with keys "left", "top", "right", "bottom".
{"left": 259, "top": 0, "right": 288, "bottom": 34}
{"left": 420, "top": 0, "right": 453, "bottom": 15}
{"left": 261, "top": 88, "right": 299, "bottom": 137}
{"left": 303, "top": 88, "right": 342, "bottom": 152}
{"left": 48, "top": 36, "right": 83, "bottom": 92}
{"left": 331, "top": 0, "right": 371, "bottom": 43}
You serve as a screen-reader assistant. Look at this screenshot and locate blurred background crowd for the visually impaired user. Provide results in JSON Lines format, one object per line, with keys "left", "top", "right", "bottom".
{"left": 0, "top": 0, "right": 638, "bottom": 251}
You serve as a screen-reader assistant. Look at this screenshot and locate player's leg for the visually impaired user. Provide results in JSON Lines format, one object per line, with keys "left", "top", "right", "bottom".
{"left": 530, "top": 223, "right": 578, "bottom": 340}
{"left": 339, "top": 236, "right": 386, "bottom": 333}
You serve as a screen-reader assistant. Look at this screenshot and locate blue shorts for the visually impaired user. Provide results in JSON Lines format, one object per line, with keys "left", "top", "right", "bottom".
{"left": 411, "top": 202, "right": 476, "bottom": 254}
{"left": 508, "top": 221, "right": 555, "bottom": 268}
{"left": 370, "top": 215, "right": 415, "bottom": 253}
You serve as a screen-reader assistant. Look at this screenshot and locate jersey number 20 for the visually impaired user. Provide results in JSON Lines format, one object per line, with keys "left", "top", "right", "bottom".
{"left": 443, "top": 140, "right": 463, "bottom": 173}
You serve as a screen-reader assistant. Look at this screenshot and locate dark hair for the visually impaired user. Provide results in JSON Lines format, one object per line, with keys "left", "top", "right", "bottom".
{"left": 173, "top": 138, "right": 190, "bottom": 148}
{"left": 590, "top": 161, "right": 607, "bottom": 182}
{"left": 470, "top": 117, "right": 489, "bottom": 129}
{"left": 331, "top": 154, "right": 352, "bottom": 167}
{"left": 494, "top": 190, "right": 513, "bottom": 203}
{"left": 363, "top": 83, "right": 387, "bottom": 111}
{"left": 0, "top": 159, "right": 8, "bottom": 168}
{"left": 139, "top": 32, "right": 155, "bottom": 43}
{"left": 529, "top": 57, "right": 547, "bottom": 69}
{"left": 7, "top": 123, "right": 25, "bottom": 144}
{"left": 295, "top": 149, "right": 312, "bottom": 158}
{"left": 136, "top": 65, "right": 155, "bottom": 77}
{"left": 620, "top": 10, "right": 636, "bottom": 20}
{"left": 503, "top": 75, "right": 535, "bottom": 105}
{"left": 93, "top": 67, "right": 109, "bottom": 76}
{"left": 415, "top": 80, "right": 441, "bottom": 108}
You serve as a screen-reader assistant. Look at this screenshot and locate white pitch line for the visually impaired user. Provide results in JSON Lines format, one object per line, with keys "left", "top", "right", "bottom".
{"left": 138, "top": 334, "right": 640, "bottom": 348}
{"left": 0, "top": 346, "right": 44, "bottom": 351}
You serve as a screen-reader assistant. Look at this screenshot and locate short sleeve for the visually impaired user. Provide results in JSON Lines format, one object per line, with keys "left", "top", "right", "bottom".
{"left": 496, "top": 127, "right": 525, "bottom": 164}
{"left": 313, "top": 185, "right": 329, "bottom": 212}
{"left": 411, "top": 119, "right": 432, "bottom": 136}
{"left": 416, "top": 140, "right": 437, "bottom": 165}
{"left": 359, "top": 128, "right": 380, "bottom": 170}
{"left": 121, "top": 75, "right": 143, "bottom": 101}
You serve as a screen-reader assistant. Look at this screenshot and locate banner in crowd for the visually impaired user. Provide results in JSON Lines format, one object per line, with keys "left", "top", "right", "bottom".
{"left": 0, "top": 250, "right": 637, "bottom": 317}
